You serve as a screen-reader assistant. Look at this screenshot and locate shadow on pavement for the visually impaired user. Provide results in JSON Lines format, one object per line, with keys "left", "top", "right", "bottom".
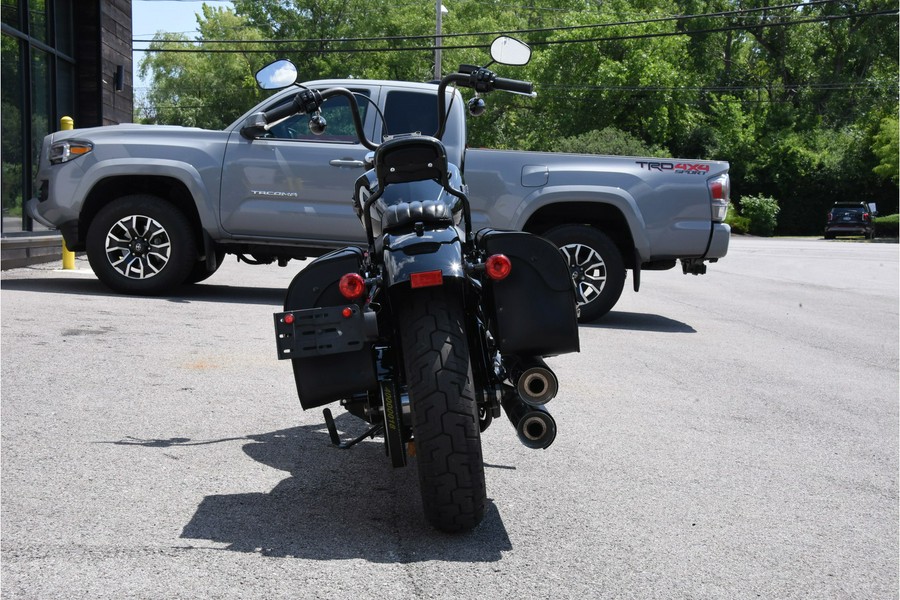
{"left": 102, "top": 413, "right": 513, "bottom": 562}
{"left": 0, "top": 277, "right": 285, "bottom": 306}
{"left": 581, "top": 310, "right": 696, "bottom": 333}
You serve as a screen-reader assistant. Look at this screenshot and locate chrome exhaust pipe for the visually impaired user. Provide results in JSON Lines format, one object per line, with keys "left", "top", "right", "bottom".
{"left": 509, "top": 357, "right": 558, "bottom": 406}
{"left": 500, "top": 393, "right": 557, "bottom": 450}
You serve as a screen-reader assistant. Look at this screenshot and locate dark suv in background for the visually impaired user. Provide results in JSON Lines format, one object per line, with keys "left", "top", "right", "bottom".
{"left": 825, "top": 202, "right": 877, "bottom": 239}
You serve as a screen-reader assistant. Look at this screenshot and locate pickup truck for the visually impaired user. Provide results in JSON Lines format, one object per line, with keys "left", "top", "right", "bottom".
{"left": 27, "top": 78, "right": 731, "bottom": 321}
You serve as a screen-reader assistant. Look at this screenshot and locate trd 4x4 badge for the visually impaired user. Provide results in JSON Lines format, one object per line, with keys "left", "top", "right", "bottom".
{"left": 636, "top": 161, "right": 710, "bottom": 175}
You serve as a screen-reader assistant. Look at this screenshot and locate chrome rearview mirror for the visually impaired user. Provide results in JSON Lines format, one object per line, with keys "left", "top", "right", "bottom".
{"left": 490, "top": 36, "right": 531, "bottom": 66}
{"left": 255, "top": 60, "right": 298, "bottom": 90}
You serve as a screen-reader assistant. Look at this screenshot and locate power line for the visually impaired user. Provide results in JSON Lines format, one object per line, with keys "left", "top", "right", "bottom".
{"left": 132, "top": 0, "right": 846, "bottom": 46}
{"left": 133, "top": 8, "right": 898, "bottom": 54}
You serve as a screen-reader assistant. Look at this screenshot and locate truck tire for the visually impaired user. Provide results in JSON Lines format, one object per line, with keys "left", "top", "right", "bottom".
{"left": 544, "top": 225, "right": 625, "bottom": 322}
{"left": 185, "top": 250, "right": 226, "bottom": 284}
{"left": 86, "top": 195, "right": 197, "bottom": 295}
{"left": 398, "top": 287, "right": 486, "bottom": 532}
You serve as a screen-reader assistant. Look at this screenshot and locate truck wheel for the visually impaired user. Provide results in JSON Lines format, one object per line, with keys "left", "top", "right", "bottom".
{"left": 544, "top": 225, "right": 626, "bottom": 322}
{"left": 86, "top": 195, "right": 197, "bottom": 295}
{"left": 398, "top": 287, "right": 486, "bottom": 533}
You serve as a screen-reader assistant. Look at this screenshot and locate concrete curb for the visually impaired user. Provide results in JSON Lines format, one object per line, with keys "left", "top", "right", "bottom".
{"left": 0, "top": 234, "right": 70, "bottom": 270}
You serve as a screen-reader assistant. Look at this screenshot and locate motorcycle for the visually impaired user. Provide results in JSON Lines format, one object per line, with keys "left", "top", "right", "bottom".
{"left": 260, "top": 37, "right": 580, "bottom": 532}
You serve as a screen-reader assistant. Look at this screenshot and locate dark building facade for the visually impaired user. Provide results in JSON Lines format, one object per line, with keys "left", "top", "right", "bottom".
{"left": 1, "top": 0, "right": 132, "bottom": 235}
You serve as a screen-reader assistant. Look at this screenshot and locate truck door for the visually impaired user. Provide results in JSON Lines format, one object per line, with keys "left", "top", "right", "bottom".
{"left": 220, "top": 88, "right": 377, "bottom": 243}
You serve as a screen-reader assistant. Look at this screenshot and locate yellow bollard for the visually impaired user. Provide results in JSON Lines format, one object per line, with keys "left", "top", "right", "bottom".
{"left": 60, "top": 116, "right": 76, "bottom": 269}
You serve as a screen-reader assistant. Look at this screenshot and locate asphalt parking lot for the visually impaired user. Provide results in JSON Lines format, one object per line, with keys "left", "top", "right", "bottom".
{"left": 1, "top": 236, "right": 897, "bottom": 599}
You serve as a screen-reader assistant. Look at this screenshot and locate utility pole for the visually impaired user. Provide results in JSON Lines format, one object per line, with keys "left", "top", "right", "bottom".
{"left": 435, "top": 1, "right": 448, "bottom": 80}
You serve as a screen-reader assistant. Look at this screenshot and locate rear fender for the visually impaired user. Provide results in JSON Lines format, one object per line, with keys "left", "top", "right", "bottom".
{"left": 381, "top": 226, "right": 465, "bottom": 289}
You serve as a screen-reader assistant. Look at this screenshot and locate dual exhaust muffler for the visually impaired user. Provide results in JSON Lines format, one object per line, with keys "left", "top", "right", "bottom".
{"left": 501, "top": 357, "right": 558, "bottom": 449}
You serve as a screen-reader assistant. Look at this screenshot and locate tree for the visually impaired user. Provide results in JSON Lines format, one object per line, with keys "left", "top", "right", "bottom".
{"left": 138, "top": 0, "right": 899, "bottom": 231}
{"left": 138, "top": 7, "right": 272, "bottom": 128}
{"left": 872, "top": 116, "right": 899, "bottom": 185}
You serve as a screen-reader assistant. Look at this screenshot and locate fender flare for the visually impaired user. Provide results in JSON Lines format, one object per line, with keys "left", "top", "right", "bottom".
{"left": 76, "top": 158, "right": 220, "bottom": 236}
{"left": 510, "top": 185, "right": 652, "bottom": 261}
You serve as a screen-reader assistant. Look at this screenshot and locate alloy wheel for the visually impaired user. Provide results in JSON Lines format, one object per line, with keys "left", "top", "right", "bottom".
{"left": 104, "top": 214, "right": 172, "bottom": 279}
{"left": 559, "top": 242, "right": 607, "bottom": 308}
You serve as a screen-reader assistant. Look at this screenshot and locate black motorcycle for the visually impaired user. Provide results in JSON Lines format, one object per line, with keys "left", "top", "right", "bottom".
{"left": 260, "top": 37, "right": 580, "bottom": 532}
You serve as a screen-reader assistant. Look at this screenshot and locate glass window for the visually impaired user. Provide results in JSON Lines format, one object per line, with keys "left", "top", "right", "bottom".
{"left": 383, "top": 90, "right": 439, "bottom": 138}
{"left": 55, "top": 0, "right": 73, "bottom": 56}
{"left": 1, "top": 33, "right": 24, "bottom": 232}
{"left": 28, "top": 0, "right": 47, "bottom": 43}
{"left": 1, "top": 0, "right": 20, "bottom": 29}
{"left": 267, "top": 91, "right": 370, "bottom": 142}
{"left": 56, "top": 59, "right": 74, "bottom": 120}
{"left": 30, "top": 47, "right": 50, "bottom": 179}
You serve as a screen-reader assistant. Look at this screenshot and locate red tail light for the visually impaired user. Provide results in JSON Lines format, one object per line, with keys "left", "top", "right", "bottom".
{"left": 485, "top": 254, "right": 512, "bottom": 280}
{"left": 339, "top": 273, "right": 366, "bottom": 300}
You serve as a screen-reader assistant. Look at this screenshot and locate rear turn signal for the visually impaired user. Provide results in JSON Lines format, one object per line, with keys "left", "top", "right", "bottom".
{"left": 339, "top": 273, "right": 366, "bottom": 300}
{"left": 485, "top": 254, "right": 512, "bottom": 280}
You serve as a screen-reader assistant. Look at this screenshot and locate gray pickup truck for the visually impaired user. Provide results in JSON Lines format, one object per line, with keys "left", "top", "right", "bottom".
{"left": 28, "top": 78, "right": 730, "bottom": 320}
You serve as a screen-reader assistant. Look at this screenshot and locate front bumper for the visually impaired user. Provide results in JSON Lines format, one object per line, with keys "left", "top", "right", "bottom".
{"left": 25, "top": 196, "right": 55, "bottom": 229}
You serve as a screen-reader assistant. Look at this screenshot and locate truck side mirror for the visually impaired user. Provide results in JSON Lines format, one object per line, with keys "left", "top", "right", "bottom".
{"left": 240, "top": 112, "right": 268, "bottom": 139}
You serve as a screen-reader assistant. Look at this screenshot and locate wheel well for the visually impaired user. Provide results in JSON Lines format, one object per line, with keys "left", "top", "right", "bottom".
{"left": 523, "top": 201, "right": 637, "bottom": 269}
{"left": 77, "top": 176, "right": 203, "bottom": 251}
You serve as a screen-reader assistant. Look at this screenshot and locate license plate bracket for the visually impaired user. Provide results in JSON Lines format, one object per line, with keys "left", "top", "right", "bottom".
{"left": 274, "top": 305, "right": 370, "bottom": 359}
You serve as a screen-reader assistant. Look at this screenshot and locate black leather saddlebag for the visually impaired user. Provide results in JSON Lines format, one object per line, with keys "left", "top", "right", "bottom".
{"left": 280, "top": 247, "right": 377, "bottom": 410}
{"left": 476, "top": 229, "right": 579, "bottom": 357}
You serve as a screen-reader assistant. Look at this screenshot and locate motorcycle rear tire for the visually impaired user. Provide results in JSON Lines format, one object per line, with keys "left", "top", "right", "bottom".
{"left": 399, "top": 287, "right": 486, "bottom": 532}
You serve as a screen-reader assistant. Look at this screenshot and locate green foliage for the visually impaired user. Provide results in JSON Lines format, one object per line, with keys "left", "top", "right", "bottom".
{"left": 738, "top": 195, "right": 780, "bottom": 237}
{"left": 137, "top": 0, "right": 900, "bottom": 224}
{"left": 137, "top": 7, "right": 273, "bottom": 128}
{"left": 872, "top": 117, "right": 899, "bottom": 184}
{"left": 724, "top": 202, "right": 750, "bottom": 235}
{"left": 551, "top": 127, "right": 668, "bottom": 157}
{"left": 874, "top": 214, "right": 899, "bottom": 238}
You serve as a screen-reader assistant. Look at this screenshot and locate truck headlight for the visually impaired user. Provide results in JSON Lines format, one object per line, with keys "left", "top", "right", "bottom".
{"left": 49, "top": 140, "right": 93, "bottom": 164}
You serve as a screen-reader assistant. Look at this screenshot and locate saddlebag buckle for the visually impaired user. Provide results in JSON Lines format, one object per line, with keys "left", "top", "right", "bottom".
{"left": 274, "top": 305, "right": 375, "bottom": 360}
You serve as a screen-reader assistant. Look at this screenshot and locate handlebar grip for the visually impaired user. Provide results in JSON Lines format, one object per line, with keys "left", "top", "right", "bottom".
{"left": 263, "top": 95, "right": 302, "bottom": 124}
{"left": 492, "top": 77, "right": 534, "bottom": 95}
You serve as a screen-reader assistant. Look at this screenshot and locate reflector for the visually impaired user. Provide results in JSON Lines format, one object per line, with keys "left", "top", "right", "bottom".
{"left": 410, "top": 270, "right": 443, "bottom": 288}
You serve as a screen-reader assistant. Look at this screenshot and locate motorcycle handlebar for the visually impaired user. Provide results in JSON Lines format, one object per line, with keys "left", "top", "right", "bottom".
{"left": 262, "top": 95, "right": 304, "bottom": 124}
{"left": 435, "top": 70, "right": 533, "bottom": 138}
{"left": 260, "top": 69, "right": 532, "bottom": 148}
{"left": 262, "top": 87, "right": 378, "bottom": 151}
{"left": 491, "top": 77, "right": 534, "bottom": 95}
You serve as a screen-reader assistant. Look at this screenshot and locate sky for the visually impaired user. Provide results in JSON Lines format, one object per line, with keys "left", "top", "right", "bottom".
{"left": 132, "top": 0, "right": 234, "bottom": 93}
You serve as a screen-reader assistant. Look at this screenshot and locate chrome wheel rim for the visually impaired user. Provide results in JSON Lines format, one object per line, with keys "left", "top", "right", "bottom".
{"left": 104, "top": 215, "right": 172, "bottom": 280}
{"left": 559, "top": 242, "right": 607, "bottom": 307}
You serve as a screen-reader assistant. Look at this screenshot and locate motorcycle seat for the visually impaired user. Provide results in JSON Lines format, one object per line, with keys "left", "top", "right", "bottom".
{"left": 382, "top": 199, "right": 454, "bottom": 231}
